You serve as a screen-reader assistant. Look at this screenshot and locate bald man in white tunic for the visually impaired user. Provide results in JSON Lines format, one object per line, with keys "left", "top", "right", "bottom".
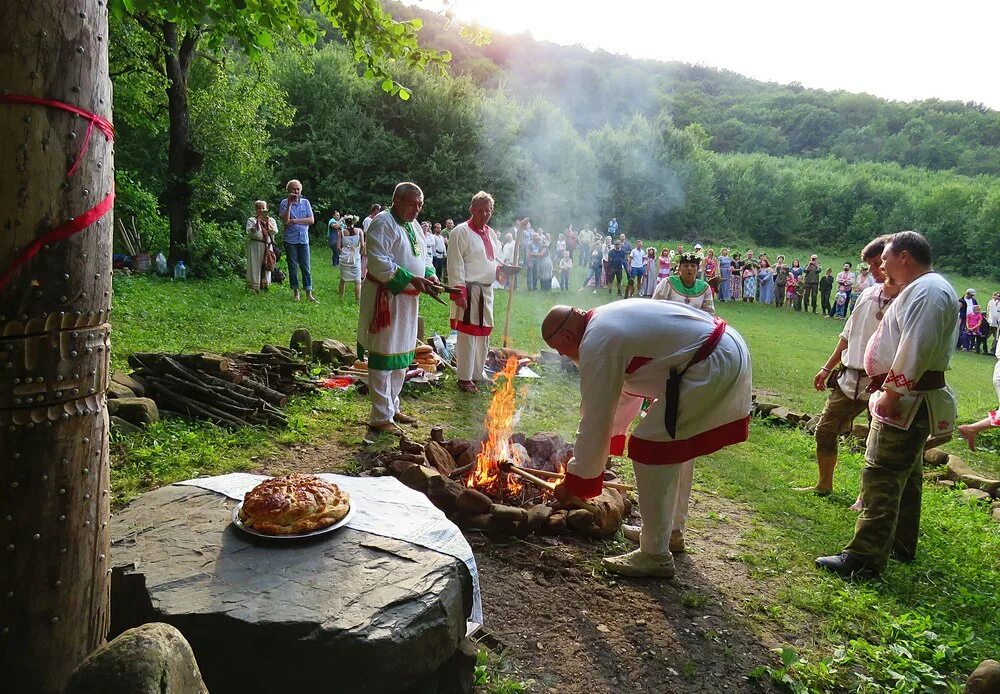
{"left": 358, "top": 182, "right": 439, "bottom": 434}
{"left": 543, "top": 300, "right": 752, "bottom": 578}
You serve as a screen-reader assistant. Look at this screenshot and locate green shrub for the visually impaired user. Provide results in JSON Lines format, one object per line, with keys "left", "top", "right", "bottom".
{"left": 189, "top": 219, "right": 246, "bottom": 278}
{"left": 114, "top": 168, "right": 169, "bottom": 256}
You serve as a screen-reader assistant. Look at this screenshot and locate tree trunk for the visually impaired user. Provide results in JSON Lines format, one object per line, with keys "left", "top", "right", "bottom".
{"left": 163, "top": 23, "right": 199, "bottom": 266}
{"left": 0, "top": 1, "right": 113, "bottom": 692}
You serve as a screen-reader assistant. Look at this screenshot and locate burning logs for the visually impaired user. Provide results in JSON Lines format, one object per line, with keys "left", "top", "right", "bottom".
{"left": 124, "top": 349, "right": 313, "bottom": 429}
{"left": 378, "top": 430, "right": 629, "bottom": 539}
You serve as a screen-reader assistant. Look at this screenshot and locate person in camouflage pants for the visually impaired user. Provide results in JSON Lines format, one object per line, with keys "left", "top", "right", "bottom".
{"left": 842, "top": 403, "right": 930, "bottom": 569}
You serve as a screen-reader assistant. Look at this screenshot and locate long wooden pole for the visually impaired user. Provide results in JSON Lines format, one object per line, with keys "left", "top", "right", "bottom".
{"left": 500, "top": 224, "right": 523, "bottom": 348}
{"left": 0, "top": 1, "right": 113, "bottom": 691}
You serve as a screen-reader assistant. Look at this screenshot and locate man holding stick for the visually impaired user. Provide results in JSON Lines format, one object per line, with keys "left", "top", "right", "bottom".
{"left": 816, "top": 231, "right": 957, "bottom": 578}
{"left": 447, "top": 191, "right": 523, "bottom": 392}
{"left": 542, "top": 301, "right": 752, "bottom": 578}
{"left": 358, "top": 182, "right": 440, "bottom": 434}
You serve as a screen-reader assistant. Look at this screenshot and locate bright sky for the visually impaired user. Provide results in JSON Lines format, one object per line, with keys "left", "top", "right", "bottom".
{"left": 437, "top": 0, "right": 999, "bottom": 109}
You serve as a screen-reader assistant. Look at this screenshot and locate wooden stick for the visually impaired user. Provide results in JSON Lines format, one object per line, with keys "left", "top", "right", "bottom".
{"left": 501, "top": 223, "right": 524, "bottom": 348}
{"left": 508, "top": 465, "right": 634, "bottom": 491}
{"left": 506, "top": 466, "right": 601, "bottom": 515}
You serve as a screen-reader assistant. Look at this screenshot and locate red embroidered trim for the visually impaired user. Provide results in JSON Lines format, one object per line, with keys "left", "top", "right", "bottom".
{"left": 450, "top": 318, "right": 493, "bottom": 336}
{"left": 989, "top": 410, "right": 1000, "bottom": 427}
{"left": 609, "top": 434, "right": 626, "bottom": 456}
{"left": 0, "top": 94, "right": 115, "bottom": 293}
{"left": 562, "top": 472, "right": 604, "bottom": 499}
{"left": 627, "top": 415, "right": 750, "bottom": 466}
{"left": 885, "top": 369, "right": 915, "bottom": 392}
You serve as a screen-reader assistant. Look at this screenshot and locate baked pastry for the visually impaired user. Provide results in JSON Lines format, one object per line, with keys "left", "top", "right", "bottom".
{"left": 238, "top": 474, "right": 350, "bottom": 535}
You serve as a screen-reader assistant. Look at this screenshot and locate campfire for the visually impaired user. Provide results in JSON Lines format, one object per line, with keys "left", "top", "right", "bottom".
{"left": 373, "top": 357, "right": 631, "bottom": 538}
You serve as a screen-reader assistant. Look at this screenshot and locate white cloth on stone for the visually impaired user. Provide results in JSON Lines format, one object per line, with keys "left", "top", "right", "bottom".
{"left": 175, "top": 472, "right": 483, "bottom": 631}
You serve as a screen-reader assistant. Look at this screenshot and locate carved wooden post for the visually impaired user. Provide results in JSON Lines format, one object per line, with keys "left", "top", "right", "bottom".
{"left": 0, "top": 1, "right": 114, "bottom": 691}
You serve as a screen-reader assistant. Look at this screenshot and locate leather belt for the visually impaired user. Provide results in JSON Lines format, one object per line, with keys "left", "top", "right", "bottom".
{"left": 663, "top": 318, "right": 728, "bottom": 438}
{"left": 866, "top": 370, "right": 946, "bottom": 394}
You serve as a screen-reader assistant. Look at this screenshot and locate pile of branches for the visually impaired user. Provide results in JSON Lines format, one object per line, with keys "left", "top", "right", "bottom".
{"left": 126, "top": 345, "right": 312, "bottom": 428}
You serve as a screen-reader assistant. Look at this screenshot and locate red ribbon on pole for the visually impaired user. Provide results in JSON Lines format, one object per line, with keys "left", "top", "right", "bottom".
{"left": 0, "top": 93, "right": 115, "bottom": 292}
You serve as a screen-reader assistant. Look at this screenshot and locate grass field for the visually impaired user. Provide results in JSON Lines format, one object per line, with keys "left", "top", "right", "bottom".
{"left": 109, "top": 250, "right": 1000, "bottom": 692}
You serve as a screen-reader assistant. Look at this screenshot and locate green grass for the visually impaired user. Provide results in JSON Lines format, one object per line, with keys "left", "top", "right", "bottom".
{"left": 109, "top": 245, "right": 1000, "bottom": 691}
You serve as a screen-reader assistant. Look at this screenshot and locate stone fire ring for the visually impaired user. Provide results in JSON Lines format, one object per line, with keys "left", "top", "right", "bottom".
{"left": 110, "top": 485, "right": 473, "bottom": 694}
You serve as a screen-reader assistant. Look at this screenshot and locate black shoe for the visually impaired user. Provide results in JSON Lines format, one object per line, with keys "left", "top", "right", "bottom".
{"left": 815, "top": 552, "right": 880, "bottom": 580}
{"left": 890, "top": 547, "right": 915, "bottom": 564}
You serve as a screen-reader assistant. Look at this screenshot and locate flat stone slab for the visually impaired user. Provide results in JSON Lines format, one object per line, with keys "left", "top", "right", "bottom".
{"left": 110, "top": 485, "right": 472, "bottom": 694}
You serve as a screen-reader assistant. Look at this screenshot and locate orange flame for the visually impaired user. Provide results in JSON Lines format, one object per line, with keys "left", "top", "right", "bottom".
{"left": 466, "top": 355, "right": 523, "bottom": 496}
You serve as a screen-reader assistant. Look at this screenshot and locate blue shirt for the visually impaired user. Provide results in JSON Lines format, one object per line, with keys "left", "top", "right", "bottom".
{"left": 278, "top": 197, "right": 314, "bottom": 245}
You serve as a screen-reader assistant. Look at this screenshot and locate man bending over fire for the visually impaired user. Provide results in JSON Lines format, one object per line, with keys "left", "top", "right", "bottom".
{"left": 542, "top": 301, "right": 753, "bottom": 578}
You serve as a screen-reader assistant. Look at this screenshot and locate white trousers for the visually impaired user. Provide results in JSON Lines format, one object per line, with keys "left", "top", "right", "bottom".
{"left": 456, "top": 332, "right": 489, "bottom": 382}
{"left": 993, "top": 358, "right": 1000, "bottom": 404}
{"left": 633, "top": 460, "right": 694, "bottom": 555}
{"left": 369, "top": 368, "right": 405, "bottom": 425}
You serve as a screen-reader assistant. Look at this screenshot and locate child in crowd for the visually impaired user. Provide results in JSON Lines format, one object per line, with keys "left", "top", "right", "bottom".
{"left": 558, "top": 251, "right": 573, "bottom": 292}
{"left": 794, "top": 275, "right": 805, "bottom": 310}
{"left": 964, "top": 305, "right": 984, "bottom": 351}
{"left": 833, "top": 283, "right": 849, "bottom": 319}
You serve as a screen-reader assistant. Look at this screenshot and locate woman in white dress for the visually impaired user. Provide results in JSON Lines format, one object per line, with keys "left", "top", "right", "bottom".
{"left": 338, "top": 221, "right": 365, "bottom": 300}
{"left": 245, "top": 200, "right": 277, "bottom": 292}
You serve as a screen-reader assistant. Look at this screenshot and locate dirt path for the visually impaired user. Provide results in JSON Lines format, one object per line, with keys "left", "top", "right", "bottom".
{"left": 473, "top": 491, "right": 782, "bottom": 693}
{"left": 261, "top": 438, "right": 783, "bottom": 692}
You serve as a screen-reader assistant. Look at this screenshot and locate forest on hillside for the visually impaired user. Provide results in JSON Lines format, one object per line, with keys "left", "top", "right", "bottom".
{"left": 109, "top": 5, "right": 1000, "bottom": 279}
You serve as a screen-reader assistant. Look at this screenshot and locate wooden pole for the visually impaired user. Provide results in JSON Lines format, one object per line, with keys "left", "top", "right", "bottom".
{"left": 501, "top": 224, "right": 523, "bottom": 348}
{"left": 0, "top": 1, "right": 113, "bottom": 691}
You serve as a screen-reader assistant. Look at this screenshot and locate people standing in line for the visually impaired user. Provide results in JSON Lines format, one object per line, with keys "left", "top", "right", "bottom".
{"left": 958, "top": 289, "right": 978, "bottom": 347}
{"left": 619, "top": 233, "right": 632, "bottom": 256}
{"left": 797, "top": 235, "right": 896, "bottom": 500}
{"left": 703, "top": 249, "right": 720, "bottom": 296}
{"left": 730, "top": 252, "right": 743, "bottom": 301}
{"left": 525, "top": 231, "right": 542, "bottom": 291}
{"left": 558, "top": 250, "right": 573, "bottom": 292}
{"left": 556, "top": 232, "right": 567, "bottom": 258}
{"left": 785, "top": 273, "right": 799, "bottom": 310}
{"left": 820, "top": 267, "right": 834, "bottom": 315}
{"left": 245, "top": 200, "right": 277, "bottom": 293}
{"left": 601, "top": 235, "right": 613, "bottom": 289}
{"left": 606, "top": 241, "right": 627, "bottom": 296}
{"left": 327, "top": 214, "right": 342, "bottom": 266}
{"left": 803, "top": 254, "right": 821, "bottom": 313}
{"left": 718, "top": 248, "right": 732, "bottom": 301}
{"left": 358, "top": 182, "right": 439, "bottom": 434}
{"left": 773, "top": 255, "right": 789, "bottom": 308}
{"left": 829, "top": 262, "right": 856, "bottom": 317}
{"left": 537, "top": 232, "right": 555, "bottom": 291}
{"left": 658, "top": 247, "right": 673, "bottom": 285}
{"left": 577, "top": 227, "right": 594, "bottom": 265}
{"left": 693, "top": 244, "right": 705, "bottom": 279}
{"left": 850, "top": 263, "right": 875, "bottom": 316}
{"left": 962, "top": 305, "right": 984, "bottom": 352}
{"left": 431, "top": 222, "right": 447, "bottom": 281}
{"left": 641, "top": 247, "right": 658, "bottom": 297}
{"left": 580, "top": 240, "right": 604, "bottom": 293}
{"left": 338, "top": 218, "right": 365, "bottom": 301}
{"left": 625, "top": 240, "right": 646, "bottom": 299}
{"left": 790, "top": 259, "right": 803, "bottom": 310}
{"left": 278, "top": 179, "right": 317, "bottom": 302}
{"left": 741, "top": 251, "right": 758, "bottom": 303}
{"left": 816, "top": 231, "right": 958, "bottom": 579}
{"left": 362, "top": 204, "right": 381, "bottom": 233}
{"left": 652, "top": 252, "right": 715, "bottom": 314}
{"left": 988, "top": 292, "right": 1000, "bottom": 354}
{"left": 757, "top": 259, "right": 775, "bottom": 305}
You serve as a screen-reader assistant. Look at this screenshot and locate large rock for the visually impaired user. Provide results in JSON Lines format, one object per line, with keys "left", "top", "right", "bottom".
{"left": 110, "top": 485, "right": 472, "bottom": 694}
{"left": 967, "top": 659, "right": 1000, "bottom": 694}
{"left": 107, "top": 379, "right": 136, "bottom": 399}
{"left": 923, "top": 448, "right": 950, "bottom": 468}
{"left": 108, "top": 396, "right": 159, "bottom": 426}
{"left": 961, "top": 488, "right": 993, "bottom": 503}
{"left": 524, "top": 432, "right": 565, "bottom": 467}
{"left": 946, "top": 456, "right": 1000, "bottom": 496}
{"left": 65, "top": 623, "right": 207, "bottom": 694}
{"left": 769, "top": 406, "right": 791, "bottom": 422}
{"left": 112, "top": 369, "right": 146, "bottom": 397}
{"left": 289, "top": 327, "right": 313, "bottom": 355}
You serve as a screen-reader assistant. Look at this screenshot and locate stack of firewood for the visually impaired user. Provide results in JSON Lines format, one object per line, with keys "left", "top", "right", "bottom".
{"left": 126, "top": 345, "right": 312, "bottom": 428}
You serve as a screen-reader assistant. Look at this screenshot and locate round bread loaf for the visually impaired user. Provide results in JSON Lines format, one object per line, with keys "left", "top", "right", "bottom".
{"left": 238, "top": 474, "right": 350, "bottom": 535}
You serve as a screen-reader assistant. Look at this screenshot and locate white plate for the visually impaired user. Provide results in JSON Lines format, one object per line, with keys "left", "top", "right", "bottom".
{"left": 231, "top": 501, "right": 355, "bottom": 540}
